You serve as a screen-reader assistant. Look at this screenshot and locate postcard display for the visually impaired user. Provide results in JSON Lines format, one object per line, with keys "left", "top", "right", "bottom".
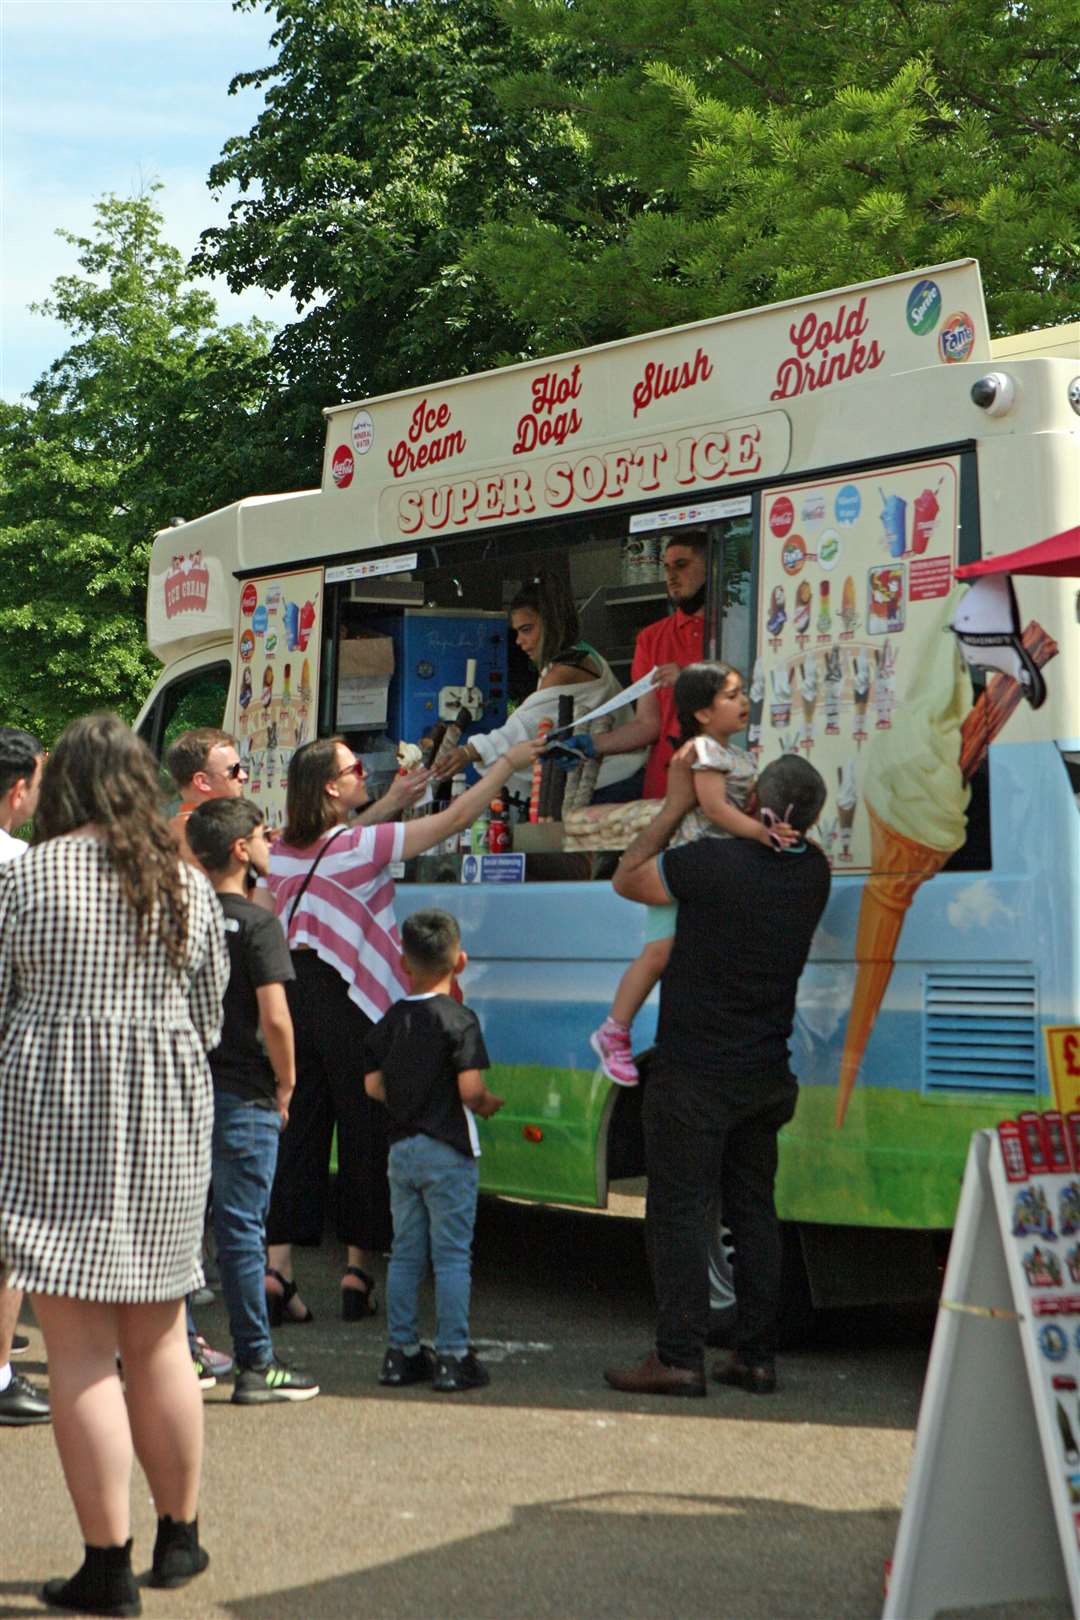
{"left": 883, "top": 1119, "right": 1080, "bottom": 1619}
{"left": 230, "top": 567, "right": 324, "bottom": 832}
{"left": 755, "top": 458, "right": 959, "bottom": 872}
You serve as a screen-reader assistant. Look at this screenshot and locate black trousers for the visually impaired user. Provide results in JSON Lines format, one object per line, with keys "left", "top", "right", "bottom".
{"left": 266, "top": 951, "right": 392, "bottom": 1253}
{"left": 642, "top": 1053, "right": 797, "bottom": 1370}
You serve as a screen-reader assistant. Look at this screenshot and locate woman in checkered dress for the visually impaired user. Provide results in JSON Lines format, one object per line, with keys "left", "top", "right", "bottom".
{"left": 0, "top": 714, "right": 227, "bottom": 1615}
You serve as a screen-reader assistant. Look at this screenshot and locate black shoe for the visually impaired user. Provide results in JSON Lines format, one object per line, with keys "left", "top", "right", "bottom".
{"left": 11, "top": 1331, "right": 30, "bottom": 1356}
{"left": 231, "top": 1356, "right": 319, "bottom": 1405}
{"left": 341, "top": 1265, "right": 378, "bottom": 1321}
{"left": 603, "top": 1350, "right": 706, "bottom": 1398}
{"left": 712, "top": 1353, "right": 778, "bottom": 1394}
{"left": 379, "top": 1345, "right": 435, "bottom": 1387}
{"left": 431, "top": 1350, "right": 490, "bottom": 1392}
{"left": 148, "top": 1515, "right": 209, "bottom": 1589}
{"left": 43, "top": 1538, "right": 141, "bottom": 1616}
{"left": 0, "top": 1371, "right": 50, "bottom": 1425}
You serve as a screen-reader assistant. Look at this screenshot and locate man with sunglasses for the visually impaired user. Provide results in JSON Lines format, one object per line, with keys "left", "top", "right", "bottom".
{"left": 165, "top": 728, "right": 256, "bottom": 1389}
{"left": 166, "top": 728, "right": 251, "bottom": 870}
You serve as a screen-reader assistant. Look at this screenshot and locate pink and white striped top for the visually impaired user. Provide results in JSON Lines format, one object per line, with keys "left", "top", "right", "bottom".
{"left": 267, "top": 822, "right": 409, "bottom": 1022}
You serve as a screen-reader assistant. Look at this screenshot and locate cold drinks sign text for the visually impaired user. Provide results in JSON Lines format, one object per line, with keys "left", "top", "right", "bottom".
{"left": 770, "top": 297, "right": 885, "bottom": 400}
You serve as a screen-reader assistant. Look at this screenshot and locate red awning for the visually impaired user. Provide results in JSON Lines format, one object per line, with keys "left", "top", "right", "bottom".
{"left": 955, "top": 526, "right": 1080, "bottom": 580}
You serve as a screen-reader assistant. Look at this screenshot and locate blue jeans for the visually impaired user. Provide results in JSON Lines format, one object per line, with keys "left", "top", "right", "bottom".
{"left": 387, "top": 1135, "right": 479, "bottom": 1357}
{"left": 211, "top": 1092, "right": 281, "bottom": 1367}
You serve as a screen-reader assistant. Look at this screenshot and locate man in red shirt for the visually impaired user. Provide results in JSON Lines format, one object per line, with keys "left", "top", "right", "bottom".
{"left": 556, "top": 531, "right": 707, "bottom": 798}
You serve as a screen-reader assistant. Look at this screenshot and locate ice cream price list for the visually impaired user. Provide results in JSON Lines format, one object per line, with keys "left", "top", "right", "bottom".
{"left": 883, "top": 1115, "right": 1080, "bottom": 1619}
{"left": 752, "top": 456, "right": 960, "bottom": 875}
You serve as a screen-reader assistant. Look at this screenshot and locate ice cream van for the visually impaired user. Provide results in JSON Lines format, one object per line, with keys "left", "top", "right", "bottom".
{"left": 138, "top": 259, "right": 1080, "bottom": 1316}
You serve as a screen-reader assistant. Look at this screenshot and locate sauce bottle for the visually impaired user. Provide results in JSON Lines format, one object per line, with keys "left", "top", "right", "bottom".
{"left": 487, "top": 799, "right": 508, "bottom": 854}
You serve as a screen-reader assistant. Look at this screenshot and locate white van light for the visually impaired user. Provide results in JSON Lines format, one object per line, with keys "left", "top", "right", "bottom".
{"left": 1068, "top": 378, "right": 1080, "bottom": 415}
{"left": 970, "top": 373, "right": 1016, "bottom": 416}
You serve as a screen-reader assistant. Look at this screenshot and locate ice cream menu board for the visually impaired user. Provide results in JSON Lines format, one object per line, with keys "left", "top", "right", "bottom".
{"left": 752, "top": 457, "right": 961, "bottom": 874}
{"left": 230, "top": 567, "right": 324, "bottom": 832}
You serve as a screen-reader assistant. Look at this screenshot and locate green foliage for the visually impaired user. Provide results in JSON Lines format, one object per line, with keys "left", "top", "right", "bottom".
{"left": 471, "top": 0, "right": 1080, "bottom": 346}
{"left": 191, "top": 0, "right": 619, "bottom": 472}
{"left": 0, "top": 189, "right": 284, "bottom": 741}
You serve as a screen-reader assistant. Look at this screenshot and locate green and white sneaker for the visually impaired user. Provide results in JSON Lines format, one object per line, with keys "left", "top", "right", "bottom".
{"left": 231, "top": 1356, "right": 320, "bottom": 1405}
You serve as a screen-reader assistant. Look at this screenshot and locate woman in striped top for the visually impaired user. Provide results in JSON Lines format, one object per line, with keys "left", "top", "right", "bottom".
{"left": 264, "top": 733, "right": 539, "bottom": 1323}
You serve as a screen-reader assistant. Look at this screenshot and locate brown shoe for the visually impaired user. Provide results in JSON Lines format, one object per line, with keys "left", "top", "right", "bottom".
{"left": 711, "top": 1353, "right": 777, "bottom": 1394}
{"left": 603, "top": 1350, "right": 706, "bottom": 1397}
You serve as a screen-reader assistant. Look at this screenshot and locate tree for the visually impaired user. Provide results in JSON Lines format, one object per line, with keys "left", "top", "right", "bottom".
{"left": 0, "top": 189, "right": 283, "bottom": 739}
{"left": 191, "top": 0, "right": 619, "bottom": 477}
{"left": 470, "top": 0, "right": 1080, "bottom": 348}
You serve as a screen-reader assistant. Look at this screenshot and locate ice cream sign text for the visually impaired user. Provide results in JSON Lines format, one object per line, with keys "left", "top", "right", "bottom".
{"left": 164, "top": 551, "right": 210, "bottom": 618}
{"left": 387, "top": 398, "right": 468, "bottom": 480}
{"left": 391, "top": 412, "right": 790, "bottom": 537}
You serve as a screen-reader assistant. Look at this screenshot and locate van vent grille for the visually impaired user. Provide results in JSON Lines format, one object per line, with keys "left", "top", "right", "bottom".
{"left": 922, "top": 971, "right": 1038, "bottom": 1095}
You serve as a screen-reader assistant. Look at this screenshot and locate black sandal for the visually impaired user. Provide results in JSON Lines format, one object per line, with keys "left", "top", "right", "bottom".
{"left": 341, "top": 1266, "right": 378, "bottom": 1321}
{"left": 265, "top": 1268, "right": 314, "bottom": 1326}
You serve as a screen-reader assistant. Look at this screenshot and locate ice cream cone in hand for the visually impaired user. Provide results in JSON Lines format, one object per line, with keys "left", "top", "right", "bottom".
{"left": 836, "top": 596, "right": 971, "bottom": 1126}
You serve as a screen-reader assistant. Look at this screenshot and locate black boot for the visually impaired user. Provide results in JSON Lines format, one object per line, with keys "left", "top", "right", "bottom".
{"left": 42, "top": 1538, "right": 141, "bottom": 1617}
{"left": 148, "top": 1514, "right": 209, "bottom": 1589}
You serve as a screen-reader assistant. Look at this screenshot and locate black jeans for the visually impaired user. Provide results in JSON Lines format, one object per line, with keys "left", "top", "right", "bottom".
{"left": 642, "top": 1053, "right": 797, "bottom": 1370}
{"left": 266, "top": 951, "right": 392, "bottom": 1253}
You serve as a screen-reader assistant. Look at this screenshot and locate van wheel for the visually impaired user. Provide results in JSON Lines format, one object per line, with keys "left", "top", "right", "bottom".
{"left": 707, "top": 1206, "right": 817, "bottom": 1350}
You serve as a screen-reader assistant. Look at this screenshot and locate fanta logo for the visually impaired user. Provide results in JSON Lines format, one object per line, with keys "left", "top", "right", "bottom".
{"left": 164, "top": 551, "right": 210, "bottom": 619}
{"left": 939, "top": 312, "right": 975, "bottom": 363}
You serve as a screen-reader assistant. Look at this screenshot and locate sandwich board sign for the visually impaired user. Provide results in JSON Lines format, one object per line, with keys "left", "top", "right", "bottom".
{"left": 884, "top": 1121, "right": 1080, "bottom": 1618}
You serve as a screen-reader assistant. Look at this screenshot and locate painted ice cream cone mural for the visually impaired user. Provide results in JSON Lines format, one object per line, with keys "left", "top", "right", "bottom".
{"left": 747, "top": 658, "right": 765, "bottom": 755}
{"left": 851, "top": 650, "right": 871, "bottom": 741}
{"left": 769, "top": 665, "right": 792, "bottom": 728}
{"left": 835, "top": 761, "right": 858, "bottom": 863}
{"left": 799, "top": 658, "right": 818, "bottom": 751}
{"left": 836, "top": 595, "right": 972, "bottom": 1126}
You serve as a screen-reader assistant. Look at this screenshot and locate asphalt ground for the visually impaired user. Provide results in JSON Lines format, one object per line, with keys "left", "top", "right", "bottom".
{"left": 0, "top": 1191, "right": 1071, "bottom": 1620}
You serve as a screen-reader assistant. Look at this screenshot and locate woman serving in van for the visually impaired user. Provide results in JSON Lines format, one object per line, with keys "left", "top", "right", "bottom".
{"left": 434, "top": 574, "right": 645, "bottom": 800}
{"left": 263, "top": 732, "right": 540, "bottom": 1326}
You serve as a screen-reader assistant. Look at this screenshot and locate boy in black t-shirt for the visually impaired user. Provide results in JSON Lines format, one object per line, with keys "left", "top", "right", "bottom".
{"left": 364, "top": 909, "right": 503, "bottom": 1392}
{"left": 186, "top": 800, "right": 319, "bottom": 1406}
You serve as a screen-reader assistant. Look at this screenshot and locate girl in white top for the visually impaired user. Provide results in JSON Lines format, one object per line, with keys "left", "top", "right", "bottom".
{"left": 591, "top": 662, "right": 796, "bottom": 1088}
{"left": 435, "top": 574, "right": 645, "bottom": 797}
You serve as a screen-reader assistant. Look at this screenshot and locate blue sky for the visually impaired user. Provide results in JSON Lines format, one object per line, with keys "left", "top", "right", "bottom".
{"left": 1, "top": 0, "right": 293, "bottom": 402}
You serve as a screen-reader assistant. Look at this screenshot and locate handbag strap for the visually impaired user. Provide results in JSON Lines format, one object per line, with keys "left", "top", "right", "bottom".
{"left": 286, "top": 825, "right": 349, "bottom": 936}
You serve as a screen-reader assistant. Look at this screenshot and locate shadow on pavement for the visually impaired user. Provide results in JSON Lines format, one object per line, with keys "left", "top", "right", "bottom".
{"left": 223, "top": 1489, "right": 900, "bottom": 1620}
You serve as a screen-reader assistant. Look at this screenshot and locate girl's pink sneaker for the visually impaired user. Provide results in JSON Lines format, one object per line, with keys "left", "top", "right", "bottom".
{"left": 590, "top": 1018, "right": 639, "bottom": 1087}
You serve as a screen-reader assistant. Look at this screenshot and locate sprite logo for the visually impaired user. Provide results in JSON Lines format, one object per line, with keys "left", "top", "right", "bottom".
{"left": 906, "top": 279, "right": 941, "bottom": 336}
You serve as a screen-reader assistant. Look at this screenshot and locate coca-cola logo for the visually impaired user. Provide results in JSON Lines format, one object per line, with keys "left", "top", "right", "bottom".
{"left": 512, "top": 364, "right": 582, "bottom": 455}
{"left": 240, "top": 582, "right": 257, "bottom": 616}
{"left": 631, "top": 346, "right": 713, "bottom": 417}
{"left": 387, "top": 397, "right": 467, "bottom": 480}
{"left": 770, "top": 297, "right": 885, "bottom": 400}
{"left": 332, "top": 445, "right": 354, "bottom": 489}
{"left": 164, "top": 551, "right": 210, "bottom": 619}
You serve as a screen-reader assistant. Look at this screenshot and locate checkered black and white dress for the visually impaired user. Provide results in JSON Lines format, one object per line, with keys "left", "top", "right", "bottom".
{"left": 0, "top": 836, "right": 228, "bottom": 1302}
